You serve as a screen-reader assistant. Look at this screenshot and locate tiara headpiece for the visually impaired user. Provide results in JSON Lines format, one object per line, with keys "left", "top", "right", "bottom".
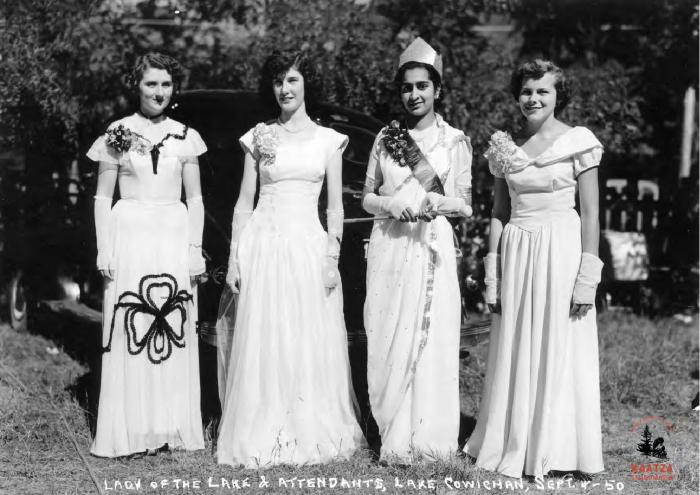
{"left": 398, "top": 37, "right": 443, "bottom": 76}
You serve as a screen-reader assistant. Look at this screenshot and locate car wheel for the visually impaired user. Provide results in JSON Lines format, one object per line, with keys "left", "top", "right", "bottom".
{"left": 7, "top": 270, "right": 27, "bottom": 331}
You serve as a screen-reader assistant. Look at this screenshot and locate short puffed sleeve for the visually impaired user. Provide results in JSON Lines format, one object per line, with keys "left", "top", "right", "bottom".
{"left": 180, "top": 127, "right": 207, "bottom": 156}
{"left": 238, "top": 127, "right": 258, "bottom": 160}
{"left": 86, "top": 124, "right": 120, "bottom": 164}
{"left": 573, "top": 146, "right": 603, "bottom": 177}
{"left": 328, "top": 128, "right": 349, "bottom": 155}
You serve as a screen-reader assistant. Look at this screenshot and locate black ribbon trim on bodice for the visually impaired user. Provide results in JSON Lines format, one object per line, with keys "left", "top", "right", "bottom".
{"left": 104, "top": 273, "right": 193, "bottom": 364}
{"left": 150, "top": 126, "right": 189, "bottom": 174}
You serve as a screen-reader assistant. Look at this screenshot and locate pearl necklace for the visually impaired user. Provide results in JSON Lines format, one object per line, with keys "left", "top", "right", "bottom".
{"left": 277, "top": 117, "right": 314, "bottom": 133}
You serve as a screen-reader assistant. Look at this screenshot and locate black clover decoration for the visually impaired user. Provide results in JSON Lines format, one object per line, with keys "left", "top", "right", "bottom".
{"left": 150, "top": 126, "right": 189, "bottom": 174}
{"left": 104, "top": 274, "right": 193, "bottom": 364}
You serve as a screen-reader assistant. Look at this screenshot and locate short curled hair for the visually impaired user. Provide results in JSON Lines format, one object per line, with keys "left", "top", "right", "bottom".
{"left": 510, "top": 59, "right": 572, "bottom": 113}
{"left": 127, "top": 52, "right": 184, "bottom": 94}
{"left": 258, "top": 50, "right": 323, "bottom": 112}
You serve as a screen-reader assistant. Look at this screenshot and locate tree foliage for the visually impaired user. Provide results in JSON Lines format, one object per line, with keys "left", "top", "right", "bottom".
{"left": 1, "top": 0, "right": 696, "bottom": 180}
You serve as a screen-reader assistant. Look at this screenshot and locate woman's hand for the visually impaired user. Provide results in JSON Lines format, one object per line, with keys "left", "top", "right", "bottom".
{"left": 387, "top": 196, "right": 417, "bottom": 222}
{"left": 570, "top": 302, "right": 593, "bottom": 318}
{"left": 488, "top": 301, "right": 501, "bottom": 315}
{"left": 99, "top": 268, "right": 114, "bottom": 280}
{"left": 322, "top": 256, "right": 340, "bottom": 290}
{"left": 418, "top": 193, "right": 440, "bottom": 221}
{"left": 226, "top": 262, "right": 240, "bottom": 294}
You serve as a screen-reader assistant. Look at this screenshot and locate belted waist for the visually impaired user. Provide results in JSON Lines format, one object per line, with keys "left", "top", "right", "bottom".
{"left": 509, "top": 189, "right": 575, "bottom": 222}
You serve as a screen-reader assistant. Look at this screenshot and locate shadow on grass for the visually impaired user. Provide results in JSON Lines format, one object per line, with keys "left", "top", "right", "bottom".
{"left": 30, "top": 302, "right": 102, "bottom": 436}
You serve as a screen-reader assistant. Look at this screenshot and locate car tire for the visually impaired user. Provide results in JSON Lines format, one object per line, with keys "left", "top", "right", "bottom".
{"left": 7, "top": 270, "right": 27, "bottom": 332}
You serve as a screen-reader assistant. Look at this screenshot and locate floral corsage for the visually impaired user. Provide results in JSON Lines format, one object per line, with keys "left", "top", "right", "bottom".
{"left": 105, "top": 124, "right": 150, "bottom": 155}
{"left": 252, "top": 123, "right": 278, "bottom": 166}
{"left": 381, "top": 120, "right": 421, "bottom": 169}
{"left": 484, "top": 130, "right": 519, "bottom": 175}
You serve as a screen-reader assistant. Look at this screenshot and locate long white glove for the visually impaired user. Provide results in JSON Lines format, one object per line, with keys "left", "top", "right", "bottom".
{"left": 186, "top": 195, "right": 206, "bottom": 277}
{"left": 483, "top": 252, "right": 500, "bottom": 305}
{"left": 324, "top": 208, "right": 343, "bottom": 289}
{"left": 572, "top": 252, "right": 604, "bottom": 304}
{"left": 362, "top": 192, "right": 414, "bottom": 219}
{"left": 226, "top": 208, "right": 253, "bottom": 293}
{"left": 422, "top": 191, "right": 472, "bottom": 217}
{"left": 94, "top": 196, "right": 113, "bottom": 278}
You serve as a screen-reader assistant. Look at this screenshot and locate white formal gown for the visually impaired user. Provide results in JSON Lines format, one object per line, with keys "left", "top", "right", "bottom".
{"left": 364, "top": 115, "right": 472, "bottom": 462}
{"left": 86, "top": 113, "right": 206, "bottom": 457}
{"left": 465, "top": 126, "right": 605, "bottom": 478}
{"left": 216, "top": 123, "right": 366, "bottom": 468}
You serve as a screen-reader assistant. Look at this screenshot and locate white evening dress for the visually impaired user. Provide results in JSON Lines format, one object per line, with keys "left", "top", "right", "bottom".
{"left": 465, "top": 126, "right": 605, "bottom": 478}
{"left": 364, "top": 115, "right": 472, "bottom": 462}
{"left": 216, "top": 123, "right": 366, "bottom": 469}
{"left": 86, "top": 113, "right": 206, "bottom": 457}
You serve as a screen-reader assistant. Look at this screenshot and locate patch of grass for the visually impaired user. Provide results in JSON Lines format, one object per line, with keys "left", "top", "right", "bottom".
{"left": 0, "top": 311, "right": 697, "bottom": 494}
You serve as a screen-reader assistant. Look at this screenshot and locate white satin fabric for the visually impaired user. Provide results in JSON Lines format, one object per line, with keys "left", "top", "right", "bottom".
{"left": 86, "top": 114, "right": 206, "bottom": 457}
{"left": 216, "top": 124, "right": 365, "bottom": 468}
{"left": 465, "top": 126, "right": 605, "bottom": 478}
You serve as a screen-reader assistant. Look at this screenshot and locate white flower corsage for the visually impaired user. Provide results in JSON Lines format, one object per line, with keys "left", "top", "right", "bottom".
{"left": 105, "top": 124, "right": 150, "bottom": 155}
{"left": 252, "top": 123, "right": 278, "bottom": 166}
{"left": 484, "top": 130, "right": 519, "bottom": 175}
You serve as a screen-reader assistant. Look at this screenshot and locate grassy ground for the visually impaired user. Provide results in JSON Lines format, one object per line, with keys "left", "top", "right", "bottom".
{"left": 0, "top": 311, "right": 697, "bottom": 495}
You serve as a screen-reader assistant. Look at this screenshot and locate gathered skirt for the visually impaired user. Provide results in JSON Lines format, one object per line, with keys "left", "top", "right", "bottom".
{"left": 465, "top": 210, "right": 603, "bottom": 478}
{"left": 91, "top": 199, "right": 203, "bottom": 457}
{"left": 216, "top": 196, "right": 365, "bottom": 468}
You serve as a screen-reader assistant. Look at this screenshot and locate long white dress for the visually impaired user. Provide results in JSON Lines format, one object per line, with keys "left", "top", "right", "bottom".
{"left": 465, "top": 126, "right": 604, "bottom": 478}
{"left": 216, "top": 123, "right": 366, "bottom": 469}
{"left": 364, "top": 115, "right": 472, "bottom": 462}
{"left": 86, "top": 113, "right": 206, "bottom": 457}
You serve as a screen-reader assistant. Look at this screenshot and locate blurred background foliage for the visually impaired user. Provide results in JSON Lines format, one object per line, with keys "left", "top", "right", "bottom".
{"left": 1, "top": 0, "right": 697, "bottom": 313}
{"left": 0, "top": 0, "right": 697, "bottom": 190}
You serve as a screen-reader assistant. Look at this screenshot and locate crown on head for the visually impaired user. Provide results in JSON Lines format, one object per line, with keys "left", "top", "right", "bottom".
{"left": 398, "top": 37, "right": 443, "bottom": 76}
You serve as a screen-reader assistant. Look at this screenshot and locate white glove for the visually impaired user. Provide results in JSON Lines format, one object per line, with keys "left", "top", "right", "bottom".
{"left": 186, "top": 195, "right": 206, "bottom": 277}
{"left": 421, "top": 191, "right": 472, "bottom": 217}
{"left": 483, "top": 252, "right": 500, "bottom": 305}
{"left": 94, "top": 196, "right": 114, "bottom": 279}
{"left": 572, "top": 252, "right": 604, "bottom": 304}
{"left": 324, "top": 208, "right": 344, "bottom": 289}
{"left": 226, "top": 208, "right": 253, "bottom": 293}
{"left": 362, "top": 192, "right": 415, "bottom": 220}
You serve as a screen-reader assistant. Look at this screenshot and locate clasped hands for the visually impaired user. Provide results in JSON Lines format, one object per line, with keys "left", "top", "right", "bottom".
{"left": 388, "top": 192, "right": 442, "bottom": 223}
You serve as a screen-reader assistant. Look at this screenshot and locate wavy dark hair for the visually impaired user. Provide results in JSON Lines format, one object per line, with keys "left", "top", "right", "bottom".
{"left": 510, "top": 59, "right": 572, "bottom": 114}
{"left": 126, "top": 52, "right": 184, "bottom": 97}
{"left": 258, "top": 50, "right": 323, "bottom": 112}
{"left": 395, "top": 61, "right": 444, "bottom": 109}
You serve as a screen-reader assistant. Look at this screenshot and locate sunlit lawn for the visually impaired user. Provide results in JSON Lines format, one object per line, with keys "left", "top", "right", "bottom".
{"left": 0, "top": 310, "right": 697, "bottom": 494}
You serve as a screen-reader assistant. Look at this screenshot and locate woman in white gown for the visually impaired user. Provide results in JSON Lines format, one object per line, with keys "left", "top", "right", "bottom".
{"left": 216, "top": 50, "right": 365, "bottom": 468}
{"left": 86, "top": 53, "right": 206, "bottom": 457}
{"left": 362, "top": 38, "right": 473, "bottom": 463}
{"left": 465, "top": 60, "right": 605, "bottom": 478}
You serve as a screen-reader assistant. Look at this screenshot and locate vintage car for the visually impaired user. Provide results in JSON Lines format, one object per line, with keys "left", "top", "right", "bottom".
{"left": 1, "top": 90, "right": 488, "bottom": 430}
{"left": 168, "top": 89, "right": 384, "bottom": 338}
